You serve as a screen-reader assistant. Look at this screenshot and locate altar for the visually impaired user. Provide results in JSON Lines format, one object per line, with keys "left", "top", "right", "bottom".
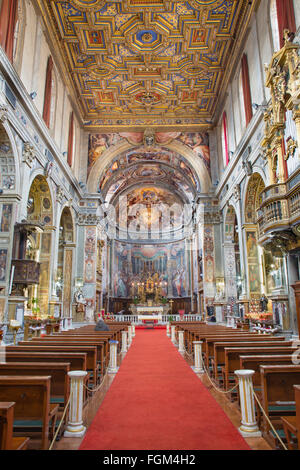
{"left": 130, "top": 304, "right": 169, "bottom": 322}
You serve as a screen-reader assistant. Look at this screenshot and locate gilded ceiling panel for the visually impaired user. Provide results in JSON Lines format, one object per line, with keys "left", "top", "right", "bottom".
{"left": 38, "top": 0, "right": 253, "bottom": 128}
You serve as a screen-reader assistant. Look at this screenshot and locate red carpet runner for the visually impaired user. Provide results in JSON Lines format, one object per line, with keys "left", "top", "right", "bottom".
{"left": 80, "top": 329, "right": 250, "bottom": 450}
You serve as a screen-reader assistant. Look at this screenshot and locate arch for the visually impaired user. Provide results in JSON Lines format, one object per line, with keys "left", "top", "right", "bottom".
{"left": 25, "top": 174, "right": 54, "bottom": 316}
{"left": 0, "top": 121, "right": 21, "bottom": 195}
{"left": 244, "top": 172, "right": 266, "bottom": 224}
{"left": 57, "top": 206, "right": 75, "bottom": 317}
{"left": 87, "top": 139, "right": 212, "bottom": 194}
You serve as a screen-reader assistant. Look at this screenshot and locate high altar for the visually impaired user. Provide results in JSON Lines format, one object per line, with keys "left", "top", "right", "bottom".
{"left": 130, "top": 273, "right": 170, "bottom": 320}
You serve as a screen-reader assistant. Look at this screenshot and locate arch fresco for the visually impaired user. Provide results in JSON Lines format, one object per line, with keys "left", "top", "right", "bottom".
{"left": 87, "top": 131, "right": 212, "bottom": 194}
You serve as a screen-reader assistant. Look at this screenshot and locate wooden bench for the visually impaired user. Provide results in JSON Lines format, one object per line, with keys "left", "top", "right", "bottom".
{"left": 281, "top": 384, "right": 300, "bottom": 450}
{"left": 4, "top": 352, "right": 89, "bottom": 404}
{"left": 28, "top": 338, "right": 107, "bottom": 371}
{"left": 260, "top": 365, "right": 300, "bottom": 447}
{"left": 223, "top": 347, "right": 297, "bottom": 392}
{"left": 0, "top": 402, "right": 29, "bottom": 450}
{"left": 212, "top": 340, "right": 292, "bottom": 382}
{"left": 6, "top": 345, "right": 99, "bottom": 386}
{"left": 0, "top": 376, "right": 59, "bottom": 450}
{"left": 0, "top": 363, "right": 70, "bottom": 409}
{"left": 207, "top": 336, "right": 286, "bottom": 373}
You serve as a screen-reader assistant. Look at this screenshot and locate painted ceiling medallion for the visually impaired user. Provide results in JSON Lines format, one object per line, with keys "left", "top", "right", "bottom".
{"left": 188, "top": 0, "right": 227, "bottom": 9}
{"left": 69, "top": 0, "right": 106, "bottom": 10}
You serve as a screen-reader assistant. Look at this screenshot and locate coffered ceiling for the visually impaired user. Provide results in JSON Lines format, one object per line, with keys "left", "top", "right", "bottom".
{"left": 37, "top": 0, "right": 255, "bottom": 130}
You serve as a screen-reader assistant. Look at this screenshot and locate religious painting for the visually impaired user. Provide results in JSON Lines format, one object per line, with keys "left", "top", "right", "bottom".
{"left": 246, "top": 229, "right": 261, "bottom": 294}
{"left": 41, "top": 233, "right": 51, "bottom": 254}
{"left": 246, "top": 231, "right": 258, "bottom": 259}
{"left": 63, "top": 250, "right": 73, "bottom": 317}
{"left": 88, "top": 133, "right": 125, "bottom": 170}
{"left": 84, "top": 226, "right": 97, "bottom": 284}
{"left": 112, "top": 240, "right": 189, "bottom": 298}
{"left": 176, "top": 132, "right": 210, "bottom": 173}
{"left": 0, "top": 204, "right": 12, "bottom": 232}
{"left": 0, "top": 249, "right": 7, "bottom": 282}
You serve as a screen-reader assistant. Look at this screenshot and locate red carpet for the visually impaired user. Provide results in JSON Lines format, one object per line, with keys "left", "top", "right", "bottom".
{"left": 79, "top": 329, "right": 250, "bottom": 450}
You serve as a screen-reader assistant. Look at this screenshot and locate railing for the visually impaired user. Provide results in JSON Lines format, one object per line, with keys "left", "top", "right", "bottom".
{"left": 112, "top": 314, "right": 203, "bottom": 324}
{"left": 257, "top": 175, "right": 300, "bottom": 239}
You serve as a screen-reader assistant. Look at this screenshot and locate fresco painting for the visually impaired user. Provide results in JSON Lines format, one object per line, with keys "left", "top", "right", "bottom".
{"left": 112, "top": 240, "right": 188, "bottom": 298}
{"left": 88, "top": 131, "right": 210, "bottom": 175}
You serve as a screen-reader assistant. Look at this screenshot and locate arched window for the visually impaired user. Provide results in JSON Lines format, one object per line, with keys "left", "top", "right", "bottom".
{"left": 42, "top": 55, "right": 53, "bottom": 128}
{"left": 240, "top": 54, "right": 253, "bottom": 127}
{"left": 221, "top": 111, "right": 229, "bottom": 167}
{"left": 67, "top": 111, "right": 74, "bottom": 168}
{"left": 0, "top": 0, "right": 18, "bottom": 62}
{"left": 270, "top": 0, "right": 296, "bottom": 50}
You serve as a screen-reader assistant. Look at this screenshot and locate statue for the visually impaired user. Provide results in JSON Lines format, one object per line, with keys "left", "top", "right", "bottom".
{"left": 260, "top": 294, "right": 269, "bottom": 312}
{"left": 74, "top": 288, "right": 86, "bottom": 313}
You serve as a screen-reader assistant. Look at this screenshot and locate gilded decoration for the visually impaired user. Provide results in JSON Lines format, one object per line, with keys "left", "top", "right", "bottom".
{"left": 37, "top": 0, "right": 252, "bottom": 128}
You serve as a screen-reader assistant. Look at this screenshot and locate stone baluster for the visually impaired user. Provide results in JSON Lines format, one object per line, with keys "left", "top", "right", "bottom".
{"left": 108, "top": 340, "right": 119, "bottom": 374}
{"left": 234, "top": 369, "right": 262, "bottom": 437}
{"left": 178, "top": 330, "right": 185, "bottom": 353}
{"left": 166, "top": 323, "right": 170, "bottom": 337}
{"left": 121, "top": 330, "right": 128, "bottom": 353}
{"left": 171, "top": 325, "right": 177, "bottom": 344}
{"left": 64, "top": 371, "right": 87, "bottom": 438}
{"left": 128, "top": 326, "right": 132, "bottom": 347}
{"left": 192, "top": 341, "right": 204, "bottom": 373}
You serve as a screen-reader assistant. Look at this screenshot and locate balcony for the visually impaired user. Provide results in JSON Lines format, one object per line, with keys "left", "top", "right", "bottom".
{"left": 257, "top": 168, "right": 300, "bottom": 243}
{"left": 12, "top": 259, "right": 40, "bottom": 285}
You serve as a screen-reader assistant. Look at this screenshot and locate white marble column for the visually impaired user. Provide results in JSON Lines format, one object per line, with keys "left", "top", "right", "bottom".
{"left": 171, "top": 325, "right": 177, "bottom": 344}
{"left": 64, "top": 371, "right": 87, "bottom": 438}
{"left": 127, "top": 326, "right": 132, "bottom": 347}
{"left": 192, "top": 341, "right": 204, "bottom": 373}
{"left": 121, "top": 330, "right": 128, "bottom": 353}
{"left": 108, "top": 340, "right": 119, "bottom": 374}
{"left": 131, "top": 324, "right": 135, "bottom": 337}
{"left": 178, "top": 330, "right": 185, "bottom": 353}
{"left": 166, "top": 323, "right": 170, "bottom": 337}
{"left": 234, "top": 369, "right": 261, "bottom": 437}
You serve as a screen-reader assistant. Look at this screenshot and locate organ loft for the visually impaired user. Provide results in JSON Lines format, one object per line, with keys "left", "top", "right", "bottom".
{"left": 0, "top": 0, "right": 299, "bottom": 453}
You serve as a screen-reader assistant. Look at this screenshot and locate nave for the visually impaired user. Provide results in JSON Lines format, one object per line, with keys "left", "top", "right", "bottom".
{"left": 2, "top": 319, "right": 300, "bottom": 451}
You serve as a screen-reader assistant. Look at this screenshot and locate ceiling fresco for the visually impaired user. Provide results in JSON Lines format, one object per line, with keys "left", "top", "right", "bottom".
{"left": 38, "top": 0, "right": 252, "bottom": 129}
{"left": 88, "top": 130, "right": 210, "bottom": 173}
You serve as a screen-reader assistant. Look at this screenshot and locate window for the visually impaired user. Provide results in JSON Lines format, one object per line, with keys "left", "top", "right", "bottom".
{"left": 240, "top": 54, "right": 252, "bottom": 127}
{"left": 67, "top": 111, "right": 74, "bottom": 168}
{"left": 270, "top": 0, "right": 296, "bottom": 50}
{"left": 221, "top": 112, "right": 229, "bottom": 167}
{"left": 0, "top": 0, "right": 18, "bottom": 62}
{"left": 43, "top": 56, "right": 54, "bottom": 128}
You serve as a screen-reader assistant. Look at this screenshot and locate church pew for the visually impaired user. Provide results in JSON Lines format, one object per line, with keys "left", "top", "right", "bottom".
{"left": 280, "top": 385, "right": 300, "bottom": 450}
{"left": 206, "top": 335, "right": 286, "bottom": 370}
{"left": 260, "top": 365, "right": 300, "bottom": 446}
{"left": 0, "top": 363, "right": 70, "bottom": 409}
{"left": 0, "top": 376, "right": 58, "bottom": 450}
{"left": 6, "top": 345, "right": 99, "bottom": 386}
{"left": 29, "top": 337, "right": 109, "bottom": 367}
{"left": 0, "top": 402, "right": 30, "bottom": 450}
{"left": 212, "top": 340, "right": 292, "bottom": 381}
{"left": 223, "top": 347, "right": 297, "bottom": 392}
{"left": 239, "top": 355, "right": 295, "bottom": 383}
{"left": 3, "top": 352, "right": 90, "bottom": 404}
